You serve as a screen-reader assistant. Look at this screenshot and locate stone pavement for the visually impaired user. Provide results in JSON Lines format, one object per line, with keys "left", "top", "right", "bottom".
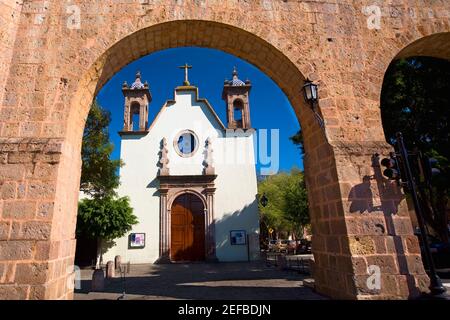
{"left": 74, "top": 261, "right": 327, "bottom": 300}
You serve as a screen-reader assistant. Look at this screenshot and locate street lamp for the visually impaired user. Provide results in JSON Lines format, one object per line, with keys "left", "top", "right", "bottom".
{"left": 302, "top": 78, "right": 318, "bottom": 104}
{"left": 302, "top": 78, "right": 324, "bottom": 128}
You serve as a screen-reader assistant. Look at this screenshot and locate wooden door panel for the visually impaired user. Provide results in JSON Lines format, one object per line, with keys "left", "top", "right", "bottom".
{"left": 170, "top": 194, "right": 205, "bottom": 262}
{"left": 171, "top": 227, "right": 184, "bottom": 243}
{"left": 172, "top": 214, "right": 185, "bottom": 225}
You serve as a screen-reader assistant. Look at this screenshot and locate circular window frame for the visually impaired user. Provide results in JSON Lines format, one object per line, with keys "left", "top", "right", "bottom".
{"left": 173, "top": 130, "right": 199, "bottom": 158}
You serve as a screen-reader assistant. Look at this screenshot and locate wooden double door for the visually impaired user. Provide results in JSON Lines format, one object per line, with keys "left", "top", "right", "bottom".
{"left": 170, "top": 194, "right": 205, "bottom": 262}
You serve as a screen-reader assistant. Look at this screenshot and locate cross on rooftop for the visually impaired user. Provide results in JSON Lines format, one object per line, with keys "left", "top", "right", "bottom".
{"left": 178, "top": 63, "right": 192, "bottom": 86}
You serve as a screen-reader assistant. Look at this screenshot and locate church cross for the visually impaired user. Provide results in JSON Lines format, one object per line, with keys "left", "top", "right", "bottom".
{"left": 178, "top": 63, "right": 192, "bottom": 86}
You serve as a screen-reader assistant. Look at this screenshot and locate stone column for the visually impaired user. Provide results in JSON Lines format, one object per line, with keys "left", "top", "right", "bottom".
{"left": 158, "top": 188, "right": 170, "bottom": 263}
{"left": 139, "top": 103, "right": 145, "bottom": 131}
{"left": 0, "top": 138, "right": 79, "bottom": 299}
{"left": 305, "top": 140, "right": 429, "bottom": 299}
{"left": 205, "top": 187, "right": 217, "bottom": 261}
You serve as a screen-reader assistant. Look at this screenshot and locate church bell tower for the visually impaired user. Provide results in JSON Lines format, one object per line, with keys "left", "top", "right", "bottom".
{"left": 222, "top": 67, "right": 252, "bottom": 129}
{"left": 121, "top": 71, "right": 152, "bottom": 134}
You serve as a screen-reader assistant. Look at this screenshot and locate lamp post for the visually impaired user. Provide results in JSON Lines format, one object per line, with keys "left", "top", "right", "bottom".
{"left": 260, "top": 193, "right": 268, "bottom": 208}
{"left": 259, "top": 194, "right": 271, "bottom": 241}
{"left": 302, "top": 79, "right": 324, "bottom": 128}
{"left": 394, "top": 132, "right": 446, "bottom": 296}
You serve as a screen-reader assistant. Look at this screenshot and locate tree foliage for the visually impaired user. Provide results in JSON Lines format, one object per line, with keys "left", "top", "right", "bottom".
{"left": 381, "top": 57, "right": 450, "bottom": 241}
{"left": 290, "top": 130, "right": 305, "bottom": 154}
{"left": 80, "top": 101, "right": 122, "bottom": 198}
{"left": 258, "top": 168, "right": 309, "bottom": 238}
{"left": 77, "top": 101, "right": 137, "bottom": 267}
{"left": 77, "top": 196, "right": 137, "bottom": 241}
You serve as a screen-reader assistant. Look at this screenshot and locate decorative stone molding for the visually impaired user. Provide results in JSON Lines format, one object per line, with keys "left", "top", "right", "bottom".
{"left": 203, "top": 137, "right": 215, "bottom": 175}
{"left": 157, "top": 174, "right": 217, "bottom": 262}
{"left": 173, "top": 130, "right": 199, "bottom": 158}
{"left": 158, "top": 137, "right": 170, "bottom": 176}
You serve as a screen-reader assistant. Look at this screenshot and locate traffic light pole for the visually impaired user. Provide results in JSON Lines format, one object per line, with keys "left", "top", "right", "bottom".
{"left": 396, "top": 132, "right": 446, "bottom": 296}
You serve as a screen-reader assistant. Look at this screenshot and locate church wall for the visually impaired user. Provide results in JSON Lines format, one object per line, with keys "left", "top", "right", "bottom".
{"left": 103, "top": 132, "right": 161, "bottom": 264}
{"left": 213, "top": 134, "right": 260, "bottom": 262}
{"left": 103, "top": 89, "right": 259, "bottom": 264}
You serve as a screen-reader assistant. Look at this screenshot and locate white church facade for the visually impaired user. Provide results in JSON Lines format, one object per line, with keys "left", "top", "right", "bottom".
{"left": 102, "top": 66, "right": 260, "bottom": 264}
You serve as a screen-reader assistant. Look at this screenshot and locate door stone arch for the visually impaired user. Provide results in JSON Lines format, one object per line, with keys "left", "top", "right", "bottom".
{"left": 160, "top": 182, "right": 216, "bottom": 264}
{"left": 1, "top": 1, "right": 449, "bottom": 300}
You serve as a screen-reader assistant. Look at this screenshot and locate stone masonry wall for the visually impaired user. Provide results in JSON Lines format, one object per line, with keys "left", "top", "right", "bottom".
{"left": 0, "top": 0, "right": 449, "bottom": 299}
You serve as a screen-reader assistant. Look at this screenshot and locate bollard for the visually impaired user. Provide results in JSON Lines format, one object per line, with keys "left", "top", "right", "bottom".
{"left": 91, "top": 268, "right": 105, "bottom": 291}
{"left": 106, "top": 261, "right": 115, "bottom": 279}
{"left": 277, "top": 254, "right": 287, "bottom": 270}
{"left": 115, "top": 255, "right": 122, "bottom": 270}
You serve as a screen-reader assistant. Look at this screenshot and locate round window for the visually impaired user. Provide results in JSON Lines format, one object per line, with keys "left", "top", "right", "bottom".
{"left": 174, "top": 130, "right": 198, "bottom": 157}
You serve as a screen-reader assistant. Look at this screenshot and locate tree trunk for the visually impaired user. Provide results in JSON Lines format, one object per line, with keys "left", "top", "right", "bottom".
{"left": 95, "top": 238, "right": 103, "bottom": 269}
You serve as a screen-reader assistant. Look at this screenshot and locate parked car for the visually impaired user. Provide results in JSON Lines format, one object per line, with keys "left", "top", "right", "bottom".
{"left": 415, "top": 231, "right": 450, "bottom": 269}
{"left": 287, "top": 240, "right": 300, "bottom": 254}
{"left": 276, "top": 240, "right": 289, "bottom": 253}
{"left": 267, "top": 240, "right": 278, "bottom": 252}
{"left": 298, "top": 239, "right": 312, "bottom": 254}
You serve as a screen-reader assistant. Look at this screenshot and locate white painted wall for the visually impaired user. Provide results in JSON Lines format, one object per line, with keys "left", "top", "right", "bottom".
{"left": 102, "top": 88, "right": 260, "bottom": 264}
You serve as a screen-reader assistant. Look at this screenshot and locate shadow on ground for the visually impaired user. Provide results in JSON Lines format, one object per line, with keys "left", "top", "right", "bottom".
{"left": 74, "top": 261, "right": 326, "bottom": 300}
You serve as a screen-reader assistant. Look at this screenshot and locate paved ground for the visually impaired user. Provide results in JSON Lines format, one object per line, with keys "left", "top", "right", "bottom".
{"left": 74, "top": 260, "right": 326, "bottom": 300}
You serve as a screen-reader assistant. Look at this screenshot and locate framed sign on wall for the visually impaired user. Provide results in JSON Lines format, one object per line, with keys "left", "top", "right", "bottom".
{"left": 129, "top": 233, "right": 146, "bottom": 249}
{"left": 230, "top": 230, "right": 247, "bottom": 245}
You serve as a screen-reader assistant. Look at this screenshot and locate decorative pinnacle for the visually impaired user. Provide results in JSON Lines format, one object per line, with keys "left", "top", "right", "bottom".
{"left": 232, "top": 66, "right": 238, "bottom": 78}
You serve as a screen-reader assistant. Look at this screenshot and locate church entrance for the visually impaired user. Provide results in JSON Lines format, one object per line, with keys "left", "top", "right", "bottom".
{"left": 170, "top": 193, "right": 206, "bottom": 262}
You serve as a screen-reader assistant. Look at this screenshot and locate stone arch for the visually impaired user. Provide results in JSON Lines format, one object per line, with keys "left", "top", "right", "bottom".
{"left": 395, "top": 32, "right": 450, "bottom": 61}
{"left": 371, "top": 32, "right": 450, "bottom": 106}
{"left": 3, "top": 0, "right": 449, "bottom": 300}
{"left": 67, "top": 20, "right": 332, "bottom": 285}
{"left": 232, "top": 99, "right": 244, "bottom": 124}
{"left": 168, "top": 189, "right": 207, "bottom": 210}
{"left": 378, "top": 32, "right": 450, "bottom": 126}
{"left": 68, "top": 20, "right": 322, "bottom": 153}
{"left": 378, "top": 30, "right": 450, "bottom": 246}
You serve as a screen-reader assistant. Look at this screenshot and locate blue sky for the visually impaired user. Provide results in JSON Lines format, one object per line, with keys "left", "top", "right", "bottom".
{"left": 96, "top": 47, "right": 303, "bottom": 174}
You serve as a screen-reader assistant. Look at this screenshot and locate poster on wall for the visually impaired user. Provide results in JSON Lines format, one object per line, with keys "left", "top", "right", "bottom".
{"left": 129, "top": 233, "right": 145, "bottom": 249}
{"left": 230, "top": 230, "right": 247, "bottom": 245}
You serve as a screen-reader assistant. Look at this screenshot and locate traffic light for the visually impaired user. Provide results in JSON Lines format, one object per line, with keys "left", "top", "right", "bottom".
{"left": 380, "top": 153, "right": 401, "bottom": 180}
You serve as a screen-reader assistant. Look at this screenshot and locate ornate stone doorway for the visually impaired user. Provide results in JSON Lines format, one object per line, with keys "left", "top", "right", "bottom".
{"left": 170, "top": 193, "right": 205, "bottom": 262}
{"left": 158, "top": 175, "right": 217, "bottom": 263}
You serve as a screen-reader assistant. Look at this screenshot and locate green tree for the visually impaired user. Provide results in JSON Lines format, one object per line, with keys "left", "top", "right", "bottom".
{"left": 381, "top": 57, "right": 450, "bottom": 241}
{"left": 77, "top": 196, "right": 138, "bottom": 268}
{"left": 283, "top": 168, "right": 309, "bottom": 237}
{"left": 80, "top": 101, "right": 122, "bottom": 198}
{"left": 258, "top": 169, "right": 309, "bottom": 239}
{"left": 77, "top": 101, "right": 137, "bottom": 268}
{"left": 290, "top": 130, "right": 305, "bottom": 154}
